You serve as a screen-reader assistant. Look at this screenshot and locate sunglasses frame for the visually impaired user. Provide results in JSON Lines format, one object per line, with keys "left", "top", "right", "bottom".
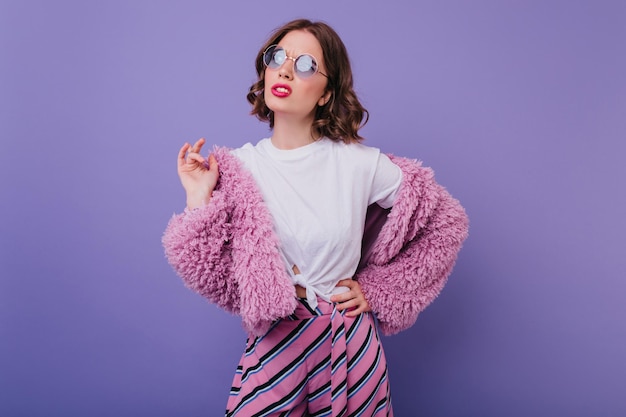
{"left": 263, "top": 44, "right": 329, "bottom": 79}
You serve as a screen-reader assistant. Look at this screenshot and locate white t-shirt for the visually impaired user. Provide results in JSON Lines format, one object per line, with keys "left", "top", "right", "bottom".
{"left": 231, "top": 138, "right": 402, "bottom": 308}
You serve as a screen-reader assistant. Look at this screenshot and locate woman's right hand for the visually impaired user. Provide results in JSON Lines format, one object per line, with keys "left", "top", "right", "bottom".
{"left": 177, "top": 138, "right": 219, "bottom": 210}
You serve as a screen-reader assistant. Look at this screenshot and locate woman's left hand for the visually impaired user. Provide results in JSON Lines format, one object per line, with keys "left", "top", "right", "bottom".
{"left": 330, "top": 279, "right": 371, "bottom": 317}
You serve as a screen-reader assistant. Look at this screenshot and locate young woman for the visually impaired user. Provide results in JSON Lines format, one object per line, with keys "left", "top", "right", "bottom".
{"left": 163, "top": 19, "right": 468, "bottom": 416}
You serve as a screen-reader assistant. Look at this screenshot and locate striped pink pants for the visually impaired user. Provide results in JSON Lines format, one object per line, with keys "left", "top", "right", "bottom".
{"left": 225, "top": 298, "right": 393, "bottom": 416}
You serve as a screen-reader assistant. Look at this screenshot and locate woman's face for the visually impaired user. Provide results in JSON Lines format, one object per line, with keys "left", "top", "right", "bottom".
{"left": 263, "top": 30, "right": 330, "bottom": 124}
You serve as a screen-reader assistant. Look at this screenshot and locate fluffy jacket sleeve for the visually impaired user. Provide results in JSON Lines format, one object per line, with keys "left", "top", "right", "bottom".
{"left": 356, "top": 155, "right": 469, "bottom": 336}
{"left": 162, "top": 147, "right": 297, "bottom": 336}
{"left": 162, "top": 188, "right": 239, "bottom": 313}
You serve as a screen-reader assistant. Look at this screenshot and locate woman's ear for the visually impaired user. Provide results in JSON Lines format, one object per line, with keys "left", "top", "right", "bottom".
{"left": 318, "top": 90, "right": 332, "bottom": 106}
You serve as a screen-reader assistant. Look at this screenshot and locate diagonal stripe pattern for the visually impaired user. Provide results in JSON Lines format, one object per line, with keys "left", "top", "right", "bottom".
{"left": 226, "top": 298, "right": 393, "bottom": 416}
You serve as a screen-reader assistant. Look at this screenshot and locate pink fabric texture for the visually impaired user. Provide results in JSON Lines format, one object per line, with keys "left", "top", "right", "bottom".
{"left": 355, "top": 155, "right": 469, "bottom": 335}
{"left": 226, "top": 299, "right": 392, "bottom": 416}
{"left": 162, "top": 147, "right": 468, "bottom": 336}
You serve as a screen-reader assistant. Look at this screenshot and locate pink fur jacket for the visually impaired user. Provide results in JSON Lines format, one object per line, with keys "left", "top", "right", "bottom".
{"left": 163, "top": 147, "right": 469, "bottom": 336}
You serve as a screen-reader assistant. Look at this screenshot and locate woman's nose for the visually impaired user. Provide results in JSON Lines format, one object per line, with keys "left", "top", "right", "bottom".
{"left": 278, "top": 58, "right": 294, "bottom": 79}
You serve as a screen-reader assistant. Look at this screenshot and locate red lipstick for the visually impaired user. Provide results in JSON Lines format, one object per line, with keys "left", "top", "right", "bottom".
{"left": 271, "top": 83, "right": 292, "bottom": 98}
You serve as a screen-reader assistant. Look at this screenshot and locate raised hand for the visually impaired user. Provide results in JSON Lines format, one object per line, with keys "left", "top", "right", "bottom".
{"left": 177, "top": 138, "right": 219, "bottom": 209}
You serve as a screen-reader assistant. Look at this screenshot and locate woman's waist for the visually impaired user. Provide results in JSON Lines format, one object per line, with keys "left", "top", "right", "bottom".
{"left": 295, "top": 284, "right": 307, "bottom": 299}
{"left": 294, "top": 282, "right": 351, "bottom": 299}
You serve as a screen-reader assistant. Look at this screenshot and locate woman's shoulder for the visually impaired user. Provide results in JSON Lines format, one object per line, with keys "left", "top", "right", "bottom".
{"left": 229, "top": 138, "right": 271, "bottom": 162}
{"left": 326, "top": 138, "right": 381, "bottom": 160}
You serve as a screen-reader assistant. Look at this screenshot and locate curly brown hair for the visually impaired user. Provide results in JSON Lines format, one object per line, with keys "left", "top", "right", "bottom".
{"left": 247, "top": 19, "right": 369, "bottom": 143}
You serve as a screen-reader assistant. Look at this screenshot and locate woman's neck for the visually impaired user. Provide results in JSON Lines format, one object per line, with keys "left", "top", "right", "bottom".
{"left": 270, "top": 115, "right": 319, "bottom": 150}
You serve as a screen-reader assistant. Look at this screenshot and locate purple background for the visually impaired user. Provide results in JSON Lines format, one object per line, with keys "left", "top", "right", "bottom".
{"left": 1, "top": 1, "right": 625, "bottom": 415}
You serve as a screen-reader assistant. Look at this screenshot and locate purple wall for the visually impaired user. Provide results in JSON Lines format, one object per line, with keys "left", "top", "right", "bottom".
{"left": 2, "top": 1, "right": 625, "bottom": 415}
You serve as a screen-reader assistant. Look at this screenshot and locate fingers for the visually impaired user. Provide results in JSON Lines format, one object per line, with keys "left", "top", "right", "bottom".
{"left": 330, "top": 278, "right": 370, "bottom": 317}
{"left": 177, "top": 143, "right": 190, "bottom": 167}
{"left": 331, "top": 279, "right": 359, "bottom": 302}
{"left": 336, "top": 278, "right": 356, "bottom": 288}
{"left": 178, "top": 139, "right": 210, "bottom": 169}
{"left": 344, "top": 304, "right": 368, "bottom": 317}
{"left": 192, "top": 138, "right": 206, "bottom": 154}
{"left": 335, "top": 297, "right": 359, "bottom": 309}
{"left": 208, "top": 154, "right": 219, "bottom": 172}
{"left": 330, "top": 290, "right": 354, "bottom": 304}
{"left": 187, "top": 152, "right": 207, "bottom": 165}
{"left": 336, "top": 295, "right": 369, "bottom": 317}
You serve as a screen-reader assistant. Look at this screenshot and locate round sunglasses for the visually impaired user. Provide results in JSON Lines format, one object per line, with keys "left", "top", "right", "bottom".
{"left": 262, "top": 45, "right": 328, "bottom": 79}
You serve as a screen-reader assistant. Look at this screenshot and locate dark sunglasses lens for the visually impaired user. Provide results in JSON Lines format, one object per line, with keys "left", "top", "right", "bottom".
{"left": 263, "top": 46, "right": 273, "bottom": 66}
{"left": 295, "top": 55, "right": 317, "bottom": 78}
{"left": 263, "top": 46, "right": 319, "bottom": 78}
{"left": 264, "top": 46, "right": 285, "bottom": 69}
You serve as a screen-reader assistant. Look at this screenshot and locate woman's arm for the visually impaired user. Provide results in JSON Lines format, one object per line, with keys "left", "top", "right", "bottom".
{"left": 162, "top": 140, "right": 240, "bottom": 314}
{"left": 356, "top": 157, "right": 469, "bottom": 335}
{"left": 162, "top": 189, "right": 240, "bottom": 314}
{"left": 163, "top": 146, "right": 299, "bottom": 335}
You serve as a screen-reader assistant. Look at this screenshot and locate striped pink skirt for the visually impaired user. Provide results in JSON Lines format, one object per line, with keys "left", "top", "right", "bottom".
{"left": 225, "top": 297, "right": 393, "bottom": 416}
